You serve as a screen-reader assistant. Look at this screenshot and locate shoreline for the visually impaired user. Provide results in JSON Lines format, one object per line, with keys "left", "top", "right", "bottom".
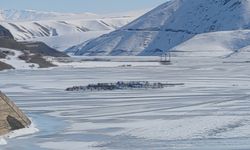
{"left": 0, "top": 122, "right": 39, "bottom": 145}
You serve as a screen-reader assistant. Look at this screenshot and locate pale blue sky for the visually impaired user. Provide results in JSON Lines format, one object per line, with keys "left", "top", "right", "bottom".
{"left": 0, "top": 0, "right": 167, "bottom": 13}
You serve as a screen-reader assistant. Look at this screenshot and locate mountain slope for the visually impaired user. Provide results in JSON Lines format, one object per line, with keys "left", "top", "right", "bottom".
{"left": 0, "top": 9, "right": 99, "bottom": 21}
{"left": 0, "top": 38, "right": 67, "bottom": 69}
{"left": 0, "top": 25, "right": 14, "bottom": 39}
{"left": 0, "top": 25, "right": 67, "bottom": 69}
{"left": 0, "top": 18, "right": 134, "bottom": 40}
{"left": 171, "top": 30, "right": 250, "bottom": 57}
{"left": 0, "top": 10, "right": 144, "bottom": 51}
{"left": 70, "top": 0, "right": 250, "bottom": 56}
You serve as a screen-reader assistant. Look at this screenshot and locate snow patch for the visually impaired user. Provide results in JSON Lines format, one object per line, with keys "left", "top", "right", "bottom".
{"left": 0, "top": 122, "right": 39, "bottom": 145}
{"left": 0, "top": 48, "right": 39, "bottom": 70}
{"left": 0, "top": 138, "right": 7, "bottom": 145}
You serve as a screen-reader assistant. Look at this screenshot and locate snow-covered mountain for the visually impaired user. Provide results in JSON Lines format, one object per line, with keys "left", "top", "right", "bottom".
{"left": 0, "top": 9, "right": 99, "bottom": 21}
{"left": 68, "top": 0, "right": 250, "bottom": 56}
{"left": 0, "top": 9, "right": 144, "bottom": 51}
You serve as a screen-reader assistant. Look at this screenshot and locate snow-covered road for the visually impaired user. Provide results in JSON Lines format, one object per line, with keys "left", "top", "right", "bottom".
{"left": 1, "top": 57, "right": 250, "bottom": 149}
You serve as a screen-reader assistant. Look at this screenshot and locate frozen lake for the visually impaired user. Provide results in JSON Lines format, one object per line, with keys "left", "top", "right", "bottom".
{"left": 1, "top": 57, "right": 250, "bottom": 149}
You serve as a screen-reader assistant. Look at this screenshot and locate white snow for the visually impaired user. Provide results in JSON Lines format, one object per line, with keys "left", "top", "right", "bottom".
{"left": 171, "top": 30, "right": 250, "bottom": 57}
{"left": 4, "top": 123, "right": 39, "bottom": 139}
{"left": 70, "top": 0, "right": 250, "bottom": 56}
{"left": 1, "top": 55, "right": 250, "bottom": 149}
{"left": 0, "top": 9, "right": 100, "bottom": 21}
{"left": 0, "top": 122, "right": 39, "bottom": 145}
{"left": 0, "top": 48, "right": 39, "bottom": 70}
{"left": 0, "top": 9, "right": 145, "bottom": 51}
{"left": 0, "top": 138, "right": 7, "bottom": 145}
{"left": 51, "top": 56, "right": 160, "bottom": 69}
{"left": 2, "top": 0, "right": 250, "bottom": 149}
{"left": 69, "top": 116, "right": 244, "bottom": 140}
{"left": 32, "top": 31, "right": 109, "bottom": 51}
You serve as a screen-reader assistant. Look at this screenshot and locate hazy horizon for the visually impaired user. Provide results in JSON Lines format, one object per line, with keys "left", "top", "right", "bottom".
{"left": 0, "top": 0, "right": 167, "bottom": 13}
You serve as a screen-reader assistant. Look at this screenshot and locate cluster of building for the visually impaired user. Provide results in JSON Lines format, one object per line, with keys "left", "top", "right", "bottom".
{"left": 66, "top": 81, "right": 184, "bottom": 92}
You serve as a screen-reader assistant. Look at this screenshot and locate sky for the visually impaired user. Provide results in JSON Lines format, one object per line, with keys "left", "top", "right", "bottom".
{"left": 0, "top": 0, "right": 167, "bottom": 13}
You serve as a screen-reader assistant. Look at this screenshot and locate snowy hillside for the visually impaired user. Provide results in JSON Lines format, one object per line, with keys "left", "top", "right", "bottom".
{"left": 69, "top": 0, "right": 250, "bottom": 56}
{"left": 0, "top": 9, "right": 144, "bottom": 51}
{"left": 171, "top": 30, "right": 250, "bottom": 57}
{"left": 0, "top": 48, "right": 39, "bottom": 70}
{"left": 0, "top": 9, "right": 99, "bottom": 21}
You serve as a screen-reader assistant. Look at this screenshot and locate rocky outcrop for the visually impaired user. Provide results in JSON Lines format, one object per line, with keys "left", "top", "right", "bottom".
{"left": 0, "top": 25, "right": 14, "bottom": 39}
{"left": 21, "top": 41, "right": 68, "bottom": 57}
{"left": 0, "top": 61, "right": 14, "bottom": 71}
{"left": 0, "top": 91, "right": 31, "bottom": 136}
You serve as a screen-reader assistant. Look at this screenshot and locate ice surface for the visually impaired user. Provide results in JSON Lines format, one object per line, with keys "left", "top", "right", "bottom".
{"left": 1, "top": 56, "right": 250, "bottom": 149}
{"left": 0, "top": 138, "right": 7, "bottom": 145}
{"left": 39, "top": 141, "right": 100, "bottom": 150}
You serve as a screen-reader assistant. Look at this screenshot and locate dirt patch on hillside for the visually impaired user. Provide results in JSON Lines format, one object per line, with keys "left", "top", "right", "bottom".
{"left": 18, "top": 52, "right": 57, "bottom": 68}
{"left": 0, "top": 61, "right": 14, "bottom": 71}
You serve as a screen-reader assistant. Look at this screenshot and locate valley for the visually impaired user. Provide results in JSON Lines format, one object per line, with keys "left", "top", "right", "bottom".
{"left": 1, "top": 0, "right": 250, "bottom": 149}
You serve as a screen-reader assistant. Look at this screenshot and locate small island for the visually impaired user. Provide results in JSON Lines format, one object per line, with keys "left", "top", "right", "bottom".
{"left": 66, "top": 81, "right": 184, "bottom": 92}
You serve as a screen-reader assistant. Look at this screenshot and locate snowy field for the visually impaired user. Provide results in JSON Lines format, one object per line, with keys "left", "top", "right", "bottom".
{"left": 1, "top": 56, "right": 250, "bottom": 149}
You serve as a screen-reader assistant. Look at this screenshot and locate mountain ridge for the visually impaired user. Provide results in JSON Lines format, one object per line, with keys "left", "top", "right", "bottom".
{"left": 69, "top": 0, "right": 250, "bottom": 56}
{"left": 0, "top": 9, "right": 144, "bottom": 51}
{"left": 0, "top": 9, "right": 99, "bottom": 21}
